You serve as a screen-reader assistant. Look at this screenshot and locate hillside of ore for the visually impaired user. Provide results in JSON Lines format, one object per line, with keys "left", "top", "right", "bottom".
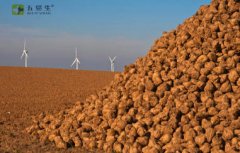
{"left": 27, "top": 0, "right": 240, "bottom": 152}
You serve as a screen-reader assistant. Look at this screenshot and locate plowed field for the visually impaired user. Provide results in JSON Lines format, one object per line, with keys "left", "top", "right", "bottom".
{"left": 0, "top": 66, "right": 115, "bottom": 153}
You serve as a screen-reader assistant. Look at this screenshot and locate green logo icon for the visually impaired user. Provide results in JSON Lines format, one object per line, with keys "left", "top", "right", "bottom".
{"left": 12, "top": 4, "right": 24, "bottom": 15}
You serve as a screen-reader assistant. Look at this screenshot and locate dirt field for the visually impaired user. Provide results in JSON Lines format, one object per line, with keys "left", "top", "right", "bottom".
{"left": 0, "top": 66, "right": 115, "bottom": 153}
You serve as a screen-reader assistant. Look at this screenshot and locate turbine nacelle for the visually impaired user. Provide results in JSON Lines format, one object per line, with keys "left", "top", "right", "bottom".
{"left": 21, "top": 50, "right": 28, "bottom": 59}
{"left": 109, "top": 56, "right": 116, "bottom": 72}
{"left": 109, "top": 56, "right": 116, "bottom": 63}
{"left": 71, "top": 58, "right": 80, "bottom": 66}
{"left": 21, "top": 39, "right": 28, "bottom": 67}
{"left": 71, "top": 48, "right": 80, "bottom": 70}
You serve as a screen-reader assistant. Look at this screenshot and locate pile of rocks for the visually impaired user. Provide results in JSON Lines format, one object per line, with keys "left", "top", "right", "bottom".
{"left": 27, "top": 0, "right": 240, "bottom": 152}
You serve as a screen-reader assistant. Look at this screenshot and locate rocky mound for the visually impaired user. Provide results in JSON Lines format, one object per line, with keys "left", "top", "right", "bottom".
{"left": 27, "top": 0, "right": 240, "bottom": 152}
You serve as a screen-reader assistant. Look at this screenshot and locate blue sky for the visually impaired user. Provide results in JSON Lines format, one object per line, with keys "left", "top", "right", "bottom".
{"left": 0, "top": 0, "right": 211, "bottom": 71}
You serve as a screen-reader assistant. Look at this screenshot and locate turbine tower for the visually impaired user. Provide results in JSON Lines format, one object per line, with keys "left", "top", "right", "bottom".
{"left": 21, "top": 39, "right": 28, "bottom": 67}
{"left": 109, "top": 56, "right": 116, "bottom": 72}
{"left": 71, "top": 48, "right": 80, "bottom": 70}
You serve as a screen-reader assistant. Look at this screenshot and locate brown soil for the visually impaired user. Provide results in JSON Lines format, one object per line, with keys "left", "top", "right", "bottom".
{"left": 0, "top": 66, "right": 115, "bottom": 153}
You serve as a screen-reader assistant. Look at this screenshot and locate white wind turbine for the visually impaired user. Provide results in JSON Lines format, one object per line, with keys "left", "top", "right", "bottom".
{"left": 21, "top": 39, "right": 28, "bottom": 67}
{"left": 109, "top": 56, "right": 116, "bottom": 72}
{"left": 71, "top": 48, "right": 80, "bottom": 70}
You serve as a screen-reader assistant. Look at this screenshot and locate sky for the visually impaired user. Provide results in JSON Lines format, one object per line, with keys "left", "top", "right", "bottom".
{"left": 0, "top": 0, "right": 211, "bottom": 71}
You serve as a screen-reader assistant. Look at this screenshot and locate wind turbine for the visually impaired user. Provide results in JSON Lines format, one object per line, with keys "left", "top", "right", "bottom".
{"left": 109, "top": 56, "right": 116, "bottom": 72}
{"left": 21, "top": 39, "right": 28, "bottom": 67}
{"left": 71, "top": 48, "right": 80, "bottom": 70}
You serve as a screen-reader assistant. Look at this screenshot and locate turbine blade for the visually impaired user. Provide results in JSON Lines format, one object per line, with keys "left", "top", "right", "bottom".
{"left": 71, "top": 61, "right": 75, "bottom": 67}
{"left": 75, "top": 48, "right": 78, "bottom": 58}
{"left": 21, "top": 52, "right": 24, "bottom": 59}
{"left": 24, "top": 39, "right": 26, "bottom": 50}
{"left": 71, "top": 59, "right": 77, "bottom": 67}
{"left": 113, "top": 56, "right": 116, "bottom": 61}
